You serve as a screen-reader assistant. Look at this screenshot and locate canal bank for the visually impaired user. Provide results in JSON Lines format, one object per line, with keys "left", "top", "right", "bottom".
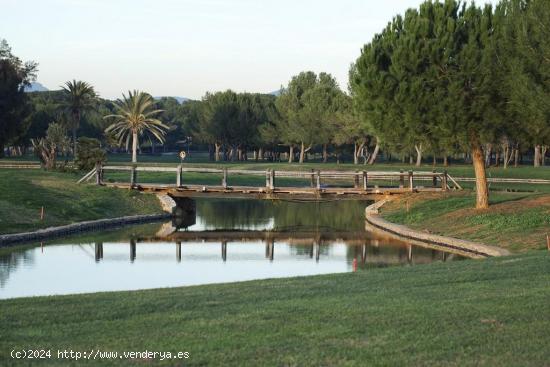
{"left": 365, "top": 200, "right": 510, "bottom": 258}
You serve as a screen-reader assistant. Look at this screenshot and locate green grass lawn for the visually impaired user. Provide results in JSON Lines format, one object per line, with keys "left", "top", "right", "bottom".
{"left": 1, "top": 250, "right": 548, "bottom": 366}
{"left": 0, "top": 169, "right": 161, "bottom": 235}
{"left": 382, "top": 191, "right": 550, "bottom": 252}
{"left": 2, "top": 152, "right": 550, "bottom": 179}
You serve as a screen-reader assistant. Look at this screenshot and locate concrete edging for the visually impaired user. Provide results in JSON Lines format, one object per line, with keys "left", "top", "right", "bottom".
{"left": 365, "top": 200, "right": 510, "bottom": 258}
{"left": 0, "top": 213, "right": 172, "bottom": 247}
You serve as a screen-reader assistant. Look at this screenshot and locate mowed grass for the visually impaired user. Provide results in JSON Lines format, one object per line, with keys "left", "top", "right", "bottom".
{"left": 2, "top": 152, "right": 550, "bottom": 178}
{"left": 0, "top": 170, "right": 161, "bottom": 234}
{"left": 383, "top": 191, "right": 550, "bottom": 252}
{"left": 0, "top": 251, "right": 549, "bottom": 366}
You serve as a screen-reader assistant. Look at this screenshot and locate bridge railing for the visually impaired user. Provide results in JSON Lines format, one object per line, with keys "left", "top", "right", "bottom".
{"left": 84, "top": 164, "right": 458, "bottom": 192}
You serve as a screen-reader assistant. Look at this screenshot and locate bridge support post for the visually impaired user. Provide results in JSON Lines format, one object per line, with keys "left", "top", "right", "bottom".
{"left": 310, "top": 169, "right": 315, "bottom": 188}
{"left": 265, "top": 169, "right": 270, "bottom": 189}
{"left": 442, "top": 170, "right": 448, "bottom": 191}
{"left": 362, "top": 171, "right": 368, "bottom": 191}
{"left": 269, "top": 170, "right": 275, "bottom": 190}
{"left": 130, "top": 165, "right": 137, "bottom": 188}
{"left": 176, "top": 241, "right": 181, "bottom": 262}
{"left": 221, "top": 240, "right": 227, "bottom": 262}
{"left": 316, "top": 170, "right": 321, "bottom": 190}
{"left": 95, "top": 163, "right": 103, "bottom": 185}
{"left": 354, "top": 171, "right": 360, "bottom": 188}
{"left": 176, "top": 165, "right": 183, "bottom": 187}
{"left": 432, "top": 169, "right": 437, "bottom": 187}
{"left": 408, "top": 171, "right": 414, "bottom": 192}
{"left": 399, "top": 169, "right": 404, "bottom": 188}
{"left": 94, "top": 242, "right": 103, "bottom": 262}
{"left": 315, "top": 241, "right": 320, "bottom": 262}
{"left": 266, "top": 238, "right": 274, "bottom": 261}
{"left": 222, "top": 168, "right": 228, "bottom": 188}
{"left": 130, "top": 239, "right": 137, "bottom": 262}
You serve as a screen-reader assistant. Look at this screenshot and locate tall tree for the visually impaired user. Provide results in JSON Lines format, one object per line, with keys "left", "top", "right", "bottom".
{"left": 276, "top": 71, "right": 343, "bottom": 163}
{"left": 61, "top": 79, "right": 96, "bottom": 155}
{"left": 352, "top": 1, "right": 506, "bottom": 209}
{"left": 197, "top": 90, "right": 239, "bottom": 161}
{"left": 104, "top": 90, "right": 168, "bottom": 163}
{"left": 501, "top": 0, "right": 550, "bottom": 167}
{"left": 0, "top": 39, "right": 37, "bottom": 157}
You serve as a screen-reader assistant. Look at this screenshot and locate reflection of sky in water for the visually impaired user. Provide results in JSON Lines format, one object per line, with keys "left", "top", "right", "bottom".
{"left": 0, "top": 199, "right": 462, "bottom": 299}
{"left": 0, "top": 242, "right": 351, "bottom": 299}
{"left": 0, "top": 239, "right": 460, "bottom": 299}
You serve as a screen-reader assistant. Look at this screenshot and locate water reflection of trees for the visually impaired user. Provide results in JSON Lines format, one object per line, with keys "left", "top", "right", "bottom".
{"left": 196, "top": 199, "right": 371, "bottom": 231}
{"left": 0, "top": 247, "right": 35, "bottom": 288}
{"left": 346, "top": 242, "right": 455, "bottom": 270}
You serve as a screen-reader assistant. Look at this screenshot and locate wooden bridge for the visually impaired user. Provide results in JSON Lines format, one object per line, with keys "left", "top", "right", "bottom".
{"left": 79, "top": 164, "right": 462, "bottom": 200}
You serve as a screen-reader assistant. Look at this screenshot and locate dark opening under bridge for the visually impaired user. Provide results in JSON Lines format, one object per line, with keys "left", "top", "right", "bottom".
{"left": 79, "top": 164, "right": 462, "bottom": 200}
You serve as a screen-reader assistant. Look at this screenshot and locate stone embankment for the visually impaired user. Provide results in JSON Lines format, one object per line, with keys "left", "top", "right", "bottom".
{"left": 365, "top": 200, "right": 510, "bottom": 258}
{"left": 0, "top": 194, "right": 175, "bottom": 247}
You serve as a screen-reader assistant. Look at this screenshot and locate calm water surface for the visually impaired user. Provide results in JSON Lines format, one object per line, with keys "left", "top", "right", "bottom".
{"left": 0, "top": 199, "right": 462, "bottom": 299}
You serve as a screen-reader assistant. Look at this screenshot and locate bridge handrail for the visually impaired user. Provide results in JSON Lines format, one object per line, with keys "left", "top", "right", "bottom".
{"left": 86, "top": 164, "right": 461, "bottom": 192}
{"left": 98, "top": 165, "right": 447, "bottom": 177}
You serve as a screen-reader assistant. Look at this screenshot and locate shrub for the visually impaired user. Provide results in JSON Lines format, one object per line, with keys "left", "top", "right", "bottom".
{"left": 75, "top": 137, "right": 107, "bottom": 170}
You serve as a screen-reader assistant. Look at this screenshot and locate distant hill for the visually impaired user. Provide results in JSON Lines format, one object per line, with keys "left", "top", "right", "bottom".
{"left": 270, "top": 89, "right": 282, "bottom": 96}
{"left": 24, "top": 82, "right": 49, "bottom": 92}
{"left": 154, "top": 96, "right": 190, "bottom": 104}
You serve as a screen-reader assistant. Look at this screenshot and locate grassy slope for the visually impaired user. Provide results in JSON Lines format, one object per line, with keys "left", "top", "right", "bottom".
{"left": 382, "top": 191, "right": 550, "bottom": 252}
{"left": 2, "top": 153, "right": 550, "bottom": 178}
{"left": 0, "top": 170, "right": 162, "bottom": 235}
{"left": 1, "top": 251, "right": 549, "bottom": 366}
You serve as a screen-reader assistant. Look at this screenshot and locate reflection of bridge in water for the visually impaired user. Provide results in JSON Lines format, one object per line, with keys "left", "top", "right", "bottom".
{"left": 92, "top": 230, "right": 458, "bottom": 265}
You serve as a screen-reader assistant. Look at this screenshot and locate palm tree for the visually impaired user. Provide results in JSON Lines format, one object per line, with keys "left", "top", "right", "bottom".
{"left": 61, "top": 80, "right": 96, "bottom": 155}
{"left": 104, "top": 90, "right": 168, "bottom": 163}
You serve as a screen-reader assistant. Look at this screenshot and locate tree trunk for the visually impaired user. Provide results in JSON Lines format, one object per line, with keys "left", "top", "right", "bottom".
{"left": 323, "top": 144, "right": 328, "bottom": 163}
{"left": 409, "top": 155, "right": 413, "bottom": 165}
{"left": 485, "top": 143, "right": 492, "bottom": 166}
{"left": 472, "top": 145, "right": 489, "bottom": 209}
{"left": 443, "top": 156, "right": 449, "bottom": 167}
{"left": 514, "top": 148, "right": 519, "bottom": 168}
{"left": 288, "top": 145, "right": 294, "bottom": 163}
{"left": 503, "top": 144, "right": 509, "bottom": 169}
{"left": 132, "top": 131, "right": 138, "bottom": 163}
{"left": 208, "top": 145, "right": 214, "bottom": 161}
{"left": 0, "top": 142, "right": 4, "bottom": 158}
{"left": 237, "top": 147, "right": 243, "bottom": 161}
{"left": 72, "top": 127, "right": 77, "bottom": 157}
{"left": 432, "top": 156, "right": 437, "bottom": 167}
{"left": 214, "top": 143, "right": 221, "bottom": 162}
{"left": 414, "top": 144, "right": 422, "bottom": 167}
{"left": 299, "top": 142, "right": 305, "bottom": 164}
{"left": 368, "top": 141, "right": 380, "bottom": 165}
{"left": 534, "top": 145, "right": 541, "bottom": 167}
{"left": 258, "top": 147, "right": 263, "bottom": 161}
{"left": 542, "top": 146, "right": 548, "bottom": 166}
{"left": 72, "top": 110, "right": 80, "bottom": 157}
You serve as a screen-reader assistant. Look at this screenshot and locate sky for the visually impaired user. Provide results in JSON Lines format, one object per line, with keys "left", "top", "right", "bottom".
{"left": 1, "top": 0, "right": 497, "bottom": 100}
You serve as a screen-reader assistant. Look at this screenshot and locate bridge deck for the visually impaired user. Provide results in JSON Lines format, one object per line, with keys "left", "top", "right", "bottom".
{"left": 102, "top": 182, "right": 445, "bottom": 199}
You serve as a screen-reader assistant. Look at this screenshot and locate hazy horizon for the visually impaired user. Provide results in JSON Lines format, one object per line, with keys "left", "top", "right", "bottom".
{"left": 2, "top": 0, "right": 497, "bottom": 100}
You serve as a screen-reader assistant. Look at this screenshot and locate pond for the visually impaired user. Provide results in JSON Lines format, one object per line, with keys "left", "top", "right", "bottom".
{"left": 0, "top": 198, "right": 463, "bottom": 299}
